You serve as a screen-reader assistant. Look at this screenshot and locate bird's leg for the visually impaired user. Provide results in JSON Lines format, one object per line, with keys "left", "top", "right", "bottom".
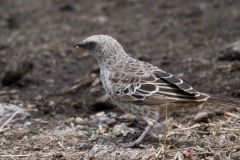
{"left": 116, "top": 115, "right": 137, "bottom": 123}
{"left": 122, "top": 115, "right": 160, "bottom": 148}
{"left": 121, "top": 119, "right": 156, "bottom": 148}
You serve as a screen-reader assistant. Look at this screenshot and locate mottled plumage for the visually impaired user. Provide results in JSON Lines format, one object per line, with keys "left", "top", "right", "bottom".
{"left": 74, "top": 35, "right": 240, "bottom": 147}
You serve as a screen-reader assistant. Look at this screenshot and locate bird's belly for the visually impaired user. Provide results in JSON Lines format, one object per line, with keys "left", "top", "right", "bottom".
{"left": 113, "top": 100, "right": 160, "bottom": 121}
{"left": 111, "top": 99, "right": 203, "bottom": 122}
{"left": 100, "top": 71, "right": 111, "bottom": 93}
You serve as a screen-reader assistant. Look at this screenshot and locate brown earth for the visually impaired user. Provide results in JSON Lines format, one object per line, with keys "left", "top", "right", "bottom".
{"left": 0, "top": 0, "right": 240, "bottom": 159}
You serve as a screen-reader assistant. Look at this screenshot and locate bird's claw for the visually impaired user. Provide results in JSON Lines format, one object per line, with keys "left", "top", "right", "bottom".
{"left": 120, "top": 142, "right": 144, "bottom": 148}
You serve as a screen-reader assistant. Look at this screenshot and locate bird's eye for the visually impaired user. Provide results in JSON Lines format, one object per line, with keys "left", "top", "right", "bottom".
{"left": 88, "top": 41, "right": 96, "bottom": 48}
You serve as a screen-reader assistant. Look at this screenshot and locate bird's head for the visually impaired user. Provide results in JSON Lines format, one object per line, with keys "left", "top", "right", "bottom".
{"left": 74, "top": 35, "right": 126, "bottom": 61}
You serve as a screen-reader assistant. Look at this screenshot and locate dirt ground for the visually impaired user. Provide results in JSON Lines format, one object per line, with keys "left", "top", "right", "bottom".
{"left": 0, "top": 0, "right": 240, "bottom": 159}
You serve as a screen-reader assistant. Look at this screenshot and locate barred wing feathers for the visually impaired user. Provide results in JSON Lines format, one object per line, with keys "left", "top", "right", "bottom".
{"left": 154, "top": 70, "right": 209, "bottom": 102}
{"left": 109, "top": 68, "right": 209, "bottom": 105}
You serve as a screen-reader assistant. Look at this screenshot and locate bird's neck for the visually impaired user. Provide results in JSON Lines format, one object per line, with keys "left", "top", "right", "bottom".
{"left": 97, "top": 50, "right": 130, "bottom": 70}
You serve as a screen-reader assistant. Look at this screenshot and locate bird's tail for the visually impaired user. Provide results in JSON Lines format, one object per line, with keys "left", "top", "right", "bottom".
{"left": 207, "top": 95, "right": 240, "bottom": 107}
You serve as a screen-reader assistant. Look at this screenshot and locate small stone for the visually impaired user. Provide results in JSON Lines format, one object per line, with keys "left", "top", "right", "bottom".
{"left": 47, "top": 101, "right": 55, "bottom": 107}
{"left": 112, "top": 124, "right": 135, "bottom": 136}
{"left": 229, "top": 134, "right": 237, "bottom": 141}
{"left": 43, "top": 146, "right": 50, "bottom": 150}
{"left": 218, "top": 40, "right": 240, "bottom": 61}
{"left": 1, "top": 61, "right": 34, "bottom": 86}
{"left": 95, "top": 16, "right": 108, "bottom": 24}
{"left": 106, "top": 118, "right": 116, "bottom": 126}
{"left": 76, "top": 125, "right": 86, "bottom": 130}
{"left": 89, "top": 134, "right": 99, "bottom": 142}
{"left": 89, "top": 115, "right": 96, "bottom": 120}
{"left": 107, "top": 112, "right": 117, "bottom": 118}
{"left": 212, "top": 151, "right": 228, "bottom": 160}
{"left": 194, "top": 112, "right": 211, "bottom": 123}
{"left": 35, "top": 95, "right": 43, "bottom": 101}
{"left": 75, "top": 117, "right": 86, "bottom": 125}
{"left": 66, "top": 117, "right": 75, "bottom": 123}
{"left": 96, "top": 111, "right": 107, "bottom": 118}
{"left": 78, "top": 143, "right": 92, "bottom": 150}
{"left": 76, "top": 130, "right": 87, "bottom": 137}
{"left": 24, "top": 121, "right": 32, "bottom": 126}
{"left": 98, "top": 124, "right": 109, "bottom": 134}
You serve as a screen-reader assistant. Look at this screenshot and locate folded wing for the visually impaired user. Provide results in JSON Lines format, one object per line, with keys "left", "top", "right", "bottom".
{"left": 109, "top": 66, "right": 208, "bottom": 105}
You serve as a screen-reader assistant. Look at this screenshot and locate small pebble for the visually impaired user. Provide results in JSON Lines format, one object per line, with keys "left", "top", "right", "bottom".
{"left": 24, "top": 121, "right": 32, "bottom": 126}
{"left": 89, "top": 134, "right": 99, "bottom": 142}
{"left": 113, "top": 124, "right": 135, "bottom": 136}
{"left": 47, "top": 101, "right": 55, "bottom": 107}
{"left": 218, "top": 40, "right": 240, "bottom": 61}
{"left": 75, "top": 117, "right": 86, "bottom": 125}
{"left": 96, "top": 111, "right": 107, "bottom": 118}
{"left": 107, "top": 112, "right": 117, "bottom": 118}
{"left": 76, "top": 130, "right": 87, "bottom": 137}
{"left": 98, "top": 124, "right": 109, "bottom": 134}
{"left": 78, "top": 143, "right": 92, "bottom": 150}
{"left": 212, "top": 151, "right": 228, "bottom": 160}
{"left": 228, "top": 134, "right": 237, "bottom": 141}
{"left": 194, "top": 112, "right": 211, "bottom": 123}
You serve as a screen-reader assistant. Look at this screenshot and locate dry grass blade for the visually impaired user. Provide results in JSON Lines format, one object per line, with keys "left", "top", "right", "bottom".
{"left": 174, "top": 123, "right": 201, "bottom": 131}
{"left": 163, "top": 104, "right": 168, "bottom": 154}
{"left": 173, "top": 152, "right": 184, "bottom": 160}
{"left": 224, "top": 111, "right": 240, "bottom": 119}
{"left": 212, "top": 151, "right": 229, "bottom": 160}
{"left": 0, "top": 154, "right": 31, "bottom": 157}
{"left": 0, "top": 110, "right": 19, "bottom": 132}
{"left": 0, "top": 90, "right": 19, "bottom": 95}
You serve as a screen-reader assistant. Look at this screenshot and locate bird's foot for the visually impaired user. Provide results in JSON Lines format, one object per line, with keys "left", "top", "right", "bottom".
{"left": 120, "top": 142, "right": 144, "bottom": 148}
{"left": 116, "top": 114, "right": 136, "bottom": 123}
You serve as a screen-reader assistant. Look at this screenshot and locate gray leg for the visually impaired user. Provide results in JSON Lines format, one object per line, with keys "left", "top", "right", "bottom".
{"left": 121, "top": 122, "right": 155, "bottom": 148}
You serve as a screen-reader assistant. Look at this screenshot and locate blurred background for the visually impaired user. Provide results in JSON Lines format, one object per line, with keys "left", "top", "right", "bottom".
{"left": 0, "top": 0, "right": 240, "bottom": 159}
{"left": 0, "top": 0, "right": 240, "bottom": 108}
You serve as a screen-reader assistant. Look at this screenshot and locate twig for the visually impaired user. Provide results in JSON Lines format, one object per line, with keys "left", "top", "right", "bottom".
{"left": 164, "top": 104, "right": 168, "bottom": 154}
{"left": 0, "top": 154, "right": 31, "bottom": 157}
{"left": 173, "top": 152, "right": 184, "bottom": 160}
{"left": 224, "top": 112, "right": 240, "bottom": 119}
{"left": 221, "top": 128, "right": 240, "bottom": 131}
{"left": 167, "top": 131, "right": 184, "bottom": 137}
{"left": 0, "top": 110, "right": 19, "bottom": 132}
{"left": 175, "top": 123, "right": 201, "bottom": 131}
{"left": 0, "top": 90, "right": 18, "bottom": 95}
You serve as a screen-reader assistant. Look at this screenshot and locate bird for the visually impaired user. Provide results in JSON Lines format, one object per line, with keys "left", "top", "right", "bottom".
{"left": 74, "top": 35, "right": 240, "bottom": 147}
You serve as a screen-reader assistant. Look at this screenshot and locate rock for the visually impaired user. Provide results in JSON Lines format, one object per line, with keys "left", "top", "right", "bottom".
{"left": 1, "top": 61, "right": 34, "bottom": 86}
{"left": 76, "top": 130, "right": 87, "bottom": 137}
{"left": 212, "top": 151, "right": 229, "bottom": 160}
{"left": 83, "top": 144, "right": 146, "bottom": 160}
{"left": 194, "top": 112, "right": 211, "bottom": 123}
{"left": 218, "top": 40, "right": 240, "bottom": 61}
{"left": 107, "top": 112, "right": 117, "bottom": 118}
{"left": 75, "top": 117, "right": 86, "bottom": 125}
{"left": 78, "top": 143, "right": 92, "bottom": 150}
{"left": 112, "top": 124, "right": 135, "bottom": 136}
{"left": 47, "top": 101, "right": 56, "bottom": 107}
{"left": 59, "top": 4, "right": 75, "bottom": 12}
{"left": 90, "top": 95, "right": 114, "bottom": 112}
{"left": 98, "top": 124, "right": 109, "bottom": 134}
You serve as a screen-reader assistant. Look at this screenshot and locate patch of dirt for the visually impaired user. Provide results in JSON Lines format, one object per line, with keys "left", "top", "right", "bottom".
{"left": 0, "top": 0, "right": 240, "bottom": 159}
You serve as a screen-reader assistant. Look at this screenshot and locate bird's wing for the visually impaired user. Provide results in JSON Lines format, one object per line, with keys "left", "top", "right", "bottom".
{"left": 109, "top": 65, "right": 208, "bottom": 105}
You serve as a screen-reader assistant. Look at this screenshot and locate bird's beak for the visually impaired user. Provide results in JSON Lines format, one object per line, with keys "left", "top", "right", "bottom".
{"left": 73, "top": 41, "right": 87, "bottom": 49}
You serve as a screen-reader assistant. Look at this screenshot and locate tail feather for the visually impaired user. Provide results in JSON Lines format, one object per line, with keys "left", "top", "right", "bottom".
{"left": 207, "top": 95, "right": 240, "bottom": 107}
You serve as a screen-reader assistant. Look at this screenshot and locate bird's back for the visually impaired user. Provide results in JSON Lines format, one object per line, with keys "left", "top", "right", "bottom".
{"left": 104, "top": 56, "right": 209, "bottom": 108}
